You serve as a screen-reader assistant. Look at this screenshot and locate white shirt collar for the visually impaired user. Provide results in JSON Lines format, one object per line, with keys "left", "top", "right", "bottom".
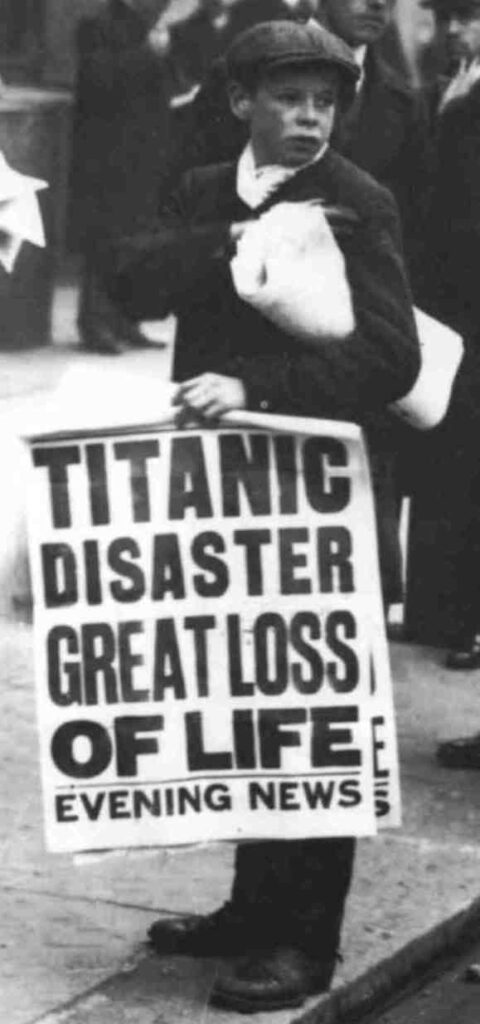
{"left": 236, "top": 142, "right": 328, "bottom": 210}
{"left": 353, "top": 45, "right": 368, "bottom": 68}
{"left": 353, "top": 45, "right": 368, "bottom": 92}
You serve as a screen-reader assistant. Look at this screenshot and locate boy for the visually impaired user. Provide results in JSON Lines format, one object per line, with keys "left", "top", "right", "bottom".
{"left": 111, "top": 19, "right": 419, "bottom": 1013}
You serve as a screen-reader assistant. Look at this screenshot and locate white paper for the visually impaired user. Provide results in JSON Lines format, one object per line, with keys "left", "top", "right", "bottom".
{"left": 0, "top": 151, "right": 48, "bottom": 273}
{"left": 22, "top": 365, "right": 178, "bottom": 439}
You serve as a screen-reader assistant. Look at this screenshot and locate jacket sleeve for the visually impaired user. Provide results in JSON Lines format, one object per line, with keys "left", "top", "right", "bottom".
{"left": 230, "top": 187, "right": 420, "bottom": 422}
{"left": 108, "top": 173, "right": 232, "bottom": 320}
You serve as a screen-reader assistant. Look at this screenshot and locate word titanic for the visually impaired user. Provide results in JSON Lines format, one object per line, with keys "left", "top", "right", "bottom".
{"left": 33, "top": 432, "right": 353, "bottom": 529}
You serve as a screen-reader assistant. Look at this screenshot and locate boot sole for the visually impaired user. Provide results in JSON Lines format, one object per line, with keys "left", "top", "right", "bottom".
{"left": 209, "top": 989, "right": 305, "bottom": 1013}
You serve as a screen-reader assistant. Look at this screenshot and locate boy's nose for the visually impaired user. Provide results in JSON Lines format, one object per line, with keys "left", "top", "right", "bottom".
{"left": 297, "top": 98, "right": 319, "bottom": 123}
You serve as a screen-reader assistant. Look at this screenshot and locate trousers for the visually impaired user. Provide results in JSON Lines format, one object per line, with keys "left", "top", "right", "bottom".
{"left": 229, "top": 837, "right": 355, "bottom": 958}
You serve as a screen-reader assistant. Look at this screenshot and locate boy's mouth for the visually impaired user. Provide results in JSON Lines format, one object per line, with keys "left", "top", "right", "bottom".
{"left": 288, "top": 135, "right": 321, "bottom": 151}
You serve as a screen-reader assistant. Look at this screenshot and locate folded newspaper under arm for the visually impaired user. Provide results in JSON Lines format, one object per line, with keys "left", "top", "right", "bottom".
{"left": 390, "top": 308, "right": 464, "bottom": 431}
{"left": 229, "top": 201, "right": 463, "bottom": 431}
{"left": 231, "top": 201, "right": 356, "bottom": 341}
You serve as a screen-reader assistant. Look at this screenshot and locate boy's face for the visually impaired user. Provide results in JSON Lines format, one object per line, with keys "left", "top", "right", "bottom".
{"left": 230, "top": 66, "right": 339, "bottom": 168}
{"left": 321, "top": 0, "right": 394, "bottom": 47}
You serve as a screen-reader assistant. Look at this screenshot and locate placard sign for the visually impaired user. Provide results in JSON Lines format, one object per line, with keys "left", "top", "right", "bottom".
{"left": 27, "top": 415, "right": 400, "bottom": 853}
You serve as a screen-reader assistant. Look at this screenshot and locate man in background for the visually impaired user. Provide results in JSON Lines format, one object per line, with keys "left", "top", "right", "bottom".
{"left": 408, "top": 0, "right": 480, "bottom": 692}
{"left": 320, "top": 0, "right": 432, "bottom": 293}
{"left": 167, "top": 0, "right": 241, "bottom": 100}
{"left": 70, "top": 0, "right": 173, "bottom": 354}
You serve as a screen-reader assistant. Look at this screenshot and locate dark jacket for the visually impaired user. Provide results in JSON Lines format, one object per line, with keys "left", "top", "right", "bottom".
{"left": 70, "top": 0, "right": 174, "bottom": 247}
{"left": 114, "top": 149, "right": 418, "bottom": 422}
{"left": 112, "top": 150, "right": 418, "bottom": 599}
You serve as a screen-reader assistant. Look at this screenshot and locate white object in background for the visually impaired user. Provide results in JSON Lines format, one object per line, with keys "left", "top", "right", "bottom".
{"left": 0, "top": 151, "right": 48, "bottom": 273}
{"left": 169, "top": 83, "right": 201, "bottom": 109}
{"left": 391, "top": 308, "right": 464, "bottom": 431}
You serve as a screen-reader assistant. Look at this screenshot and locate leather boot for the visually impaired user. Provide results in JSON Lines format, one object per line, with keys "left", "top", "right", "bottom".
{"left": 210, "top": 946, "right": 335, "bottom": 1013}
{"left": 147, "top": 901, "right": 250, "bottom": 956}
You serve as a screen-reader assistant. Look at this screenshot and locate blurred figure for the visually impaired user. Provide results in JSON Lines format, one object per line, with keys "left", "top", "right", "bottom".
{"left": 71, "top": 0, "right": 173, "bottom": 354}
{"left": 168, "top": 0, "right": 240, "bottom": 100}
{"left": 387, "top": 0, "right": 438, "bottom": 87}
{"left": 320, "top": 0, "right": 433, "bottom": 295}
{"left": 429, "top": 0, "right": 480, "bottom": 343}
{"left": 406, "top": 0, "right": 480, "bottom": 667}
{"left": 426, "top": 0, "right": 480, "bottom": 674}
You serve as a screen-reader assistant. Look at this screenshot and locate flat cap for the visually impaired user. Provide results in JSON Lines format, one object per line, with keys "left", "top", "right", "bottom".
{"left": 431, "top": 0, "right": 480, "bottom": 14}
{"left": 225, "top": 19, "right": 360, "bottom": 90}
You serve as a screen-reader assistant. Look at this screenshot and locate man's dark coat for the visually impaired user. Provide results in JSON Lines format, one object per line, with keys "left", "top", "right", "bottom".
{"left": 405, "top": 83, "right": 480, "bottom": 643}
{"left": 427, "top": 82, "right": 480, "bottom": 340}
{"left": 113, "top": 149, "right": 419, "bottom": 599}
{"left": 332, "top": 50, "right": 432, "bottom": 292}
{"left": 70, "top": 0, "right": 173, "bottom": 249}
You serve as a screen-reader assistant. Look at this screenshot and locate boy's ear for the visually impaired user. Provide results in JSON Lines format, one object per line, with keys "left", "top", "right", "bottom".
{"left": 227, "top": 81, "right": 254, "bottom": 122}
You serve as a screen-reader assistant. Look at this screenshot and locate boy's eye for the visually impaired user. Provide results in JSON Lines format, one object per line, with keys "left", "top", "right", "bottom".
{"left": 277, "top": 91, "right": 299, "bottom": 103}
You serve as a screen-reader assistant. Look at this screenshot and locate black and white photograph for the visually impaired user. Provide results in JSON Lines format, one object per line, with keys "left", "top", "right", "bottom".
{"left": 2, "top": 2, "right": 480, "bottom": 1023}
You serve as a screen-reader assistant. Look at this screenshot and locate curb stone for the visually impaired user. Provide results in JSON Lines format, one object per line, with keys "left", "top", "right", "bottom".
{"left": 295, "top": 893, "right": 480, "bottom": 1024}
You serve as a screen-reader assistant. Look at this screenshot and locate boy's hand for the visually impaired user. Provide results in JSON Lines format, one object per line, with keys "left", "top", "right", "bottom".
{"left": 176, "top": 373, "right": 247, "bottom": 419}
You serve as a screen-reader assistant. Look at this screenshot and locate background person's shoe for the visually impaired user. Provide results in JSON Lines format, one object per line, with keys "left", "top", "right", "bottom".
{"left": 78, "top": 321, "right": 125, "bottom": 355}
{"left": 210, "top": 946, "right": 334, "bottom": 1013}
{"left": 147, "top": 902, "right": 249, "bottom": 956}
{"left": 118, "top": 321, "right": 158, "bottom": 348}
{"left": 437, "top": 734, "right": 480, "bottom": 769}
{"left": 446, "top": 635, "right": 480, "bottom": 670}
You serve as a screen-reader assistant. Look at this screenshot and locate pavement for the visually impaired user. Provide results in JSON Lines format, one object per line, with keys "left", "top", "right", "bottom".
{"left": 2, "top": 283, "right": 480, "bottom": 1024}
{"left": 374, "top": 935, "right": 480, "bottom": 1023}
